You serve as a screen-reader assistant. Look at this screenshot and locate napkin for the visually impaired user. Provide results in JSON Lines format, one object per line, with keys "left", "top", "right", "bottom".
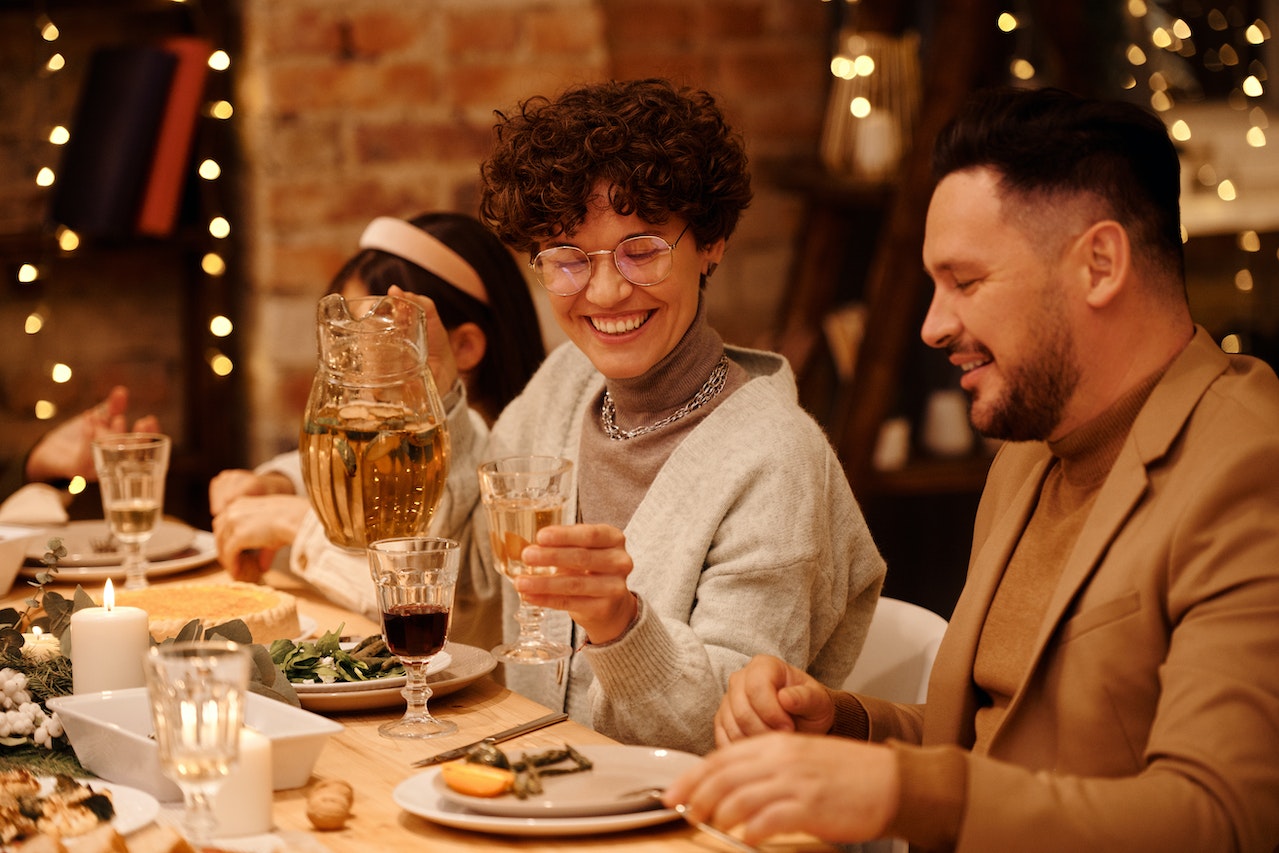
{"left": 0, "top": 483, "right": 70, "bottom": 526}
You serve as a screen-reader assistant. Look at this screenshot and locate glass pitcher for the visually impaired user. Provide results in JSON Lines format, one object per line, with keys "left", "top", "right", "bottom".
{"left": 300, "top": 293, "right": 450, "bottom": 551}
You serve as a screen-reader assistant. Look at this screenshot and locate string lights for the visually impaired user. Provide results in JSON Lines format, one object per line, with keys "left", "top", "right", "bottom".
{"left": 17, "top": 0, "right": 240, "bottom": 447}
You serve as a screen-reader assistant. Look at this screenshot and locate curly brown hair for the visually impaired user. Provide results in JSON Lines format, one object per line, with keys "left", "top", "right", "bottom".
{"left": 478, "top": 78, "right": 753, "bottom": 257}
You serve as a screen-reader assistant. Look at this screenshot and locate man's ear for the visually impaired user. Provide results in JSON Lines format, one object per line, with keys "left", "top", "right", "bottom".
{"left": 447, "top": 322, "right": 488, "bottom": 372}
{"left": 1077, "top": 220, "right": 1130, "bottom": 309}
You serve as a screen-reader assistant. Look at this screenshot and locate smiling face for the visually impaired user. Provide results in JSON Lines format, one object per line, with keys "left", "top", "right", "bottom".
{"left": 921, "top": 168, "right": 1082, "bottom": 442}
{"left": 542, "top": 189, "right": 725, "bottom": 380}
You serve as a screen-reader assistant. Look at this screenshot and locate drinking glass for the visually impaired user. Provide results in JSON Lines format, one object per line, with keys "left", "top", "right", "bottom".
{"left": 145, "top": 640, "right": 251, "bottom": 845}
{"left": 478, "top": 456, "right": 574, "bottom": 664}
{"left": 91, "top": 432, "right": 171, "bottom": 590}
{"left": 368, "top": 536, "right": 460, "bottom": 739}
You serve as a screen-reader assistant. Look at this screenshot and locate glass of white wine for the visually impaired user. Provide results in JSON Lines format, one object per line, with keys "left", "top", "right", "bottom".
{"left": 478, "top": 455, "right": 574, "bottom": 664}
{"left": 145, "top": 640, "right": 251, "bottom": 845}
{"left": 91, "top": 432, "right": 170, "bottom": 590}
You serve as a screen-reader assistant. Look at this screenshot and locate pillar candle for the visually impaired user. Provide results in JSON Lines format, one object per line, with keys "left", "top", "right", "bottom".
{"left": 212, "top": 727, "right": 274, "bottom": 837}
{"left": 70, "top": 579, "right": 151, "bottom": 694}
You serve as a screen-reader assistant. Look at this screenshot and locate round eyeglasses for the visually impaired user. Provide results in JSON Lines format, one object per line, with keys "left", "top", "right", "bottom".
{"left": 529, "top": 224, "right": 690, "bottom": 296}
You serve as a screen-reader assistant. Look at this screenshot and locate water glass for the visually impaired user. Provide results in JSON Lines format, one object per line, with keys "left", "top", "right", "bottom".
{"left": 91, "top": 432, "right": 170, "bottom": 589}
{"left": 145, "top": 640, "right": 251, "bottom": 844}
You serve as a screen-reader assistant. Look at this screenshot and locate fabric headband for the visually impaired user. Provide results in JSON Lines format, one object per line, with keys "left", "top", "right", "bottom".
{"left": 357, "top": 217, "right": 489, "bottom": 305}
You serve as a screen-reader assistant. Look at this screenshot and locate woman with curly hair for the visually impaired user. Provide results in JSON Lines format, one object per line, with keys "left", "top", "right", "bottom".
{"left": 422, "top": 78, "right": 885, "bottom": 753}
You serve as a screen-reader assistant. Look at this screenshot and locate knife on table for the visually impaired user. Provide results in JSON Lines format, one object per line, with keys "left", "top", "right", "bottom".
{"left": 411, "top": 711, "right": 569, "bottom": 766}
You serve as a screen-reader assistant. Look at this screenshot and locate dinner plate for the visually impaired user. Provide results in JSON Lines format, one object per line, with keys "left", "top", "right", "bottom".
{"left": 394, "top": 765, "right": 682, "bottom": 836}
{"left": 433, "top": 744, "right": 700, "bottom": 818}
{"left": 19, "top": 531, "right": 219, "bottom": 583}
{"left": 290, "top": 649, "right": 451, "bottom": 694}
{"left": 297, "top": 644, "right": 494, "bottom": 713}
{"left": 36, "top": 776, "right": 160, "bottom": 836}
{"left": 25, "top": 519, "right": 196, "bottom": 567}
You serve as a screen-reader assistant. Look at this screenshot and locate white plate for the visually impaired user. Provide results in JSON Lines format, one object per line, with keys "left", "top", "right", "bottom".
{"left": 433, "top": 744, "right": 700, "bottom": 818}
{"left": 297, "top": 644, "right": 494, "bottom": 713}
{"left": 36, "top": 776, "right": 160, "bottom": 836}
{"left": 395, "top": 764, "right": 682, "bottom": 836}
{"left": 25, "top": 519, "right": 196, "bottom": 567}
{"left": 20, "top": 530, "right": 218, "bottom": 583}
{"left": 290, "top": 649, "right": 451, "bottom": 694}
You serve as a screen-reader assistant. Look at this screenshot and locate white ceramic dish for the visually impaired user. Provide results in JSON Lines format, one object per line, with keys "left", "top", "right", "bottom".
{"left": 394, "top": 766, "right": 681, "bottom": 836}
{"left": 433, "top": 744, "right": 700, "bottom": 818}
{"left": 290, "top": 649, "right": 449, "bottom": 695}
{"left": 33, "top": 776, "right": 161, "bottom": 836}
{"left": 19, "top": 530, "right": 218, "bottom": 583}
{"left": 296, "top": 644, "right": 494, "bottom": 713}
{"left": 25, "top": 519, "right": 196, "bottom": 566}
{"left": 0, "top": 524, "right": 41, "bottom": 595}
{"left": 48, "top": 687, "right": 343, "bottom": 802}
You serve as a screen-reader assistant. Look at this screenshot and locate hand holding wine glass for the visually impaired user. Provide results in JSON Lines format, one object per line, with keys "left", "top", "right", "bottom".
{"left": 368, "top": 537, "right": 460, "bottom": 739}
{"left": 91, "top": 432, "right": 170, "bottom": 590}
{"left": 478, "top": 455, "right": 574, "bottom": 664}
{"left": 145, "top": 640, "right": 251, "bottom": 845}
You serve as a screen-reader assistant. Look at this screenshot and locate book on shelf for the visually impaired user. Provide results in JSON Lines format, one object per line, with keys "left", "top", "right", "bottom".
{"left": 49, "top": 44, "right": 177, "bottom": 239}
{"left": 136, "top": 36, "right": 212, "bottom": 238}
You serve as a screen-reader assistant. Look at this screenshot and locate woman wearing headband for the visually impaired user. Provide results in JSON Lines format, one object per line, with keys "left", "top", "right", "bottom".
{"left": 208, "top": 212, "right": 545, "bottom": 645}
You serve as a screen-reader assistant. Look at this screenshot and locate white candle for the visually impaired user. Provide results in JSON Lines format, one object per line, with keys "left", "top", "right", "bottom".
{"left": 20, "top": 627, "right": 62, "bottom": 662}
{"left": 212, "top": 727, "right": 273, "bottom": 837}
{"left": 70, "top": 579, "right": 151, "bottom": 694}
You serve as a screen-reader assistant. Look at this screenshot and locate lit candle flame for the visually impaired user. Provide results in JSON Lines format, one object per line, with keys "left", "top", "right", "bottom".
{"left": 104, "top": 578, "right": 115, "bottom": 610}
{"left": 32, "top": 626, "right": 44, "bottom": 638}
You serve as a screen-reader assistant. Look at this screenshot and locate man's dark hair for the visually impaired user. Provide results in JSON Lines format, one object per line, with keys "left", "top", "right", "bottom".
{"left": 933, "top": 86, "right": 1185, "bottom": 285}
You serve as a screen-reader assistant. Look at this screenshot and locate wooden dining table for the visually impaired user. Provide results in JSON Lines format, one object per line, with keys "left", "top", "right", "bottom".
{"left": 3, "top": 536, "right": 846, "bottom": 853}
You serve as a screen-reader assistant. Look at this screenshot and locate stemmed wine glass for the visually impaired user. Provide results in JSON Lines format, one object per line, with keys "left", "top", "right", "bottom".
{"left": 145, "top": 640, "right": 251, "bottom": 845}
{"left": 478, "top": 456, "right": 574, "bottom": 664}
{"left": 91, "top": 432, "right": 170, "bottom": 590}
{"left": 367, "top": 536, "right": 460, "bottom": 739}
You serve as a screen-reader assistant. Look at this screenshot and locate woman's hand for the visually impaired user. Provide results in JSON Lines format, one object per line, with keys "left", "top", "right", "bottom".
{"left": 211, "top": 494, "right": 310, "bottom": 582}
{"left": 387, "top": 285, "right": 459, "bottom": 399}
{"left": 715, "top": 655, "right": 836, "bottom": 746}
{"left": 208, "top": 469, "right": 295, "bottom": 517}
{"left": 515, "top": 523, "right": 638, "bottom": 644}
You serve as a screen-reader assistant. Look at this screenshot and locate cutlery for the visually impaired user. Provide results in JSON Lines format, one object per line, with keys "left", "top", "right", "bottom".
{"left": 673, "top": 803, "right": 763, "bottom": 853}
{"left": 411, "top": 711, "right": 569, "bottom": 766}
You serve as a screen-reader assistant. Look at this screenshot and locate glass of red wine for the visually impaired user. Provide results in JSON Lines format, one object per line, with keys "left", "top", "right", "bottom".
{"left": 367, "top": 536, "right": 460, "bottom": 739}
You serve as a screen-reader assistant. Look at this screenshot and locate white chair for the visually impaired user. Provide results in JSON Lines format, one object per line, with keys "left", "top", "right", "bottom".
{"left": 843, "top": 596, "right": 948, "bottom": 703}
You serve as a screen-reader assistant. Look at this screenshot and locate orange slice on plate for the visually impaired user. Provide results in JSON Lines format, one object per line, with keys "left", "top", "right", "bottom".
{"left": 438, "top": 760, "right": 514, "bottom": 798}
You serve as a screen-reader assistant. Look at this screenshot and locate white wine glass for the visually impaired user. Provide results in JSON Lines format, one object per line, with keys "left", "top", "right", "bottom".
{"left": 91, "top": 432, "right": 170, "bottom": 590}
{"left": 145, "top": 640, "right": 251, "bottom": 845}
{"left": 367, "top": 537, "right": 460, "bottom": 739}
{"left": 478, "top": 455, "right": 574, "bottom": 664}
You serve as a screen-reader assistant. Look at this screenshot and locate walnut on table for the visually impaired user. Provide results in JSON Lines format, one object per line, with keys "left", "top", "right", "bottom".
{"left": 305, "top": 779, "right": 354, "bottom": 831}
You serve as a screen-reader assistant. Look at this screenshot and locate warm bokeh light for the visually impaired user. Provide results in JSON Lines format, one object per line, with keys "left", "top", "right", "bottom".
{"left": 1171, "top": 18, "right": 1192, "bottom": 39}
{"left": 852, "top": 55, "right": 875, "bottom": 76}
{"left": 40, "top": 19, "right": 59, "bottom": 41}
{"left": 25, "top": 313, "right": 44, "bottom": 334}
{"left": 1011, "top": 58, "right": 1036, "bottom": 80}
{"left": 1217, "top": 179, "right": 1237, "bottom": 201}
{"left": 45, "top": 53, "right": 65, "bottom": 72}
{"left": 1235, "top": 269, "right": 1255, "bottom": 292}
{"left": 198, "top": 159, "right": 221, "bottom": 180}
{"left": 1150, "top": 90, "right": 1172, "bottom": 111}
{"left": 34, "top": 401, "right": 56, "bottom": 420}
{"left": 68, "top": 476, "right": 86, "bottom": 496}
{"left": 210, "top": 353, "right": 234, "bottom": 376}
{"left": 57, "top": 226, "right": 79, "bottom": 252}
{"left": 210, "top": 315, "right": 233, "bottom": 337}
{"left": 1127, "top": 44, "right": 1148, "bottom": 65}
{"left": 209, "top": 216, "right": 230, "bottom": 239}
{"left": 1220, "top": 334, "right": 1242, "bottom": 353}
{"left": 36, "top": 167, "right": 55, "bottom": 187}
{"left": 201, "top": 253, "right": 226, "bottom": 276}
{"left": 1152, "top": 27, "right": 1172, "bottom": 49}
{"left": 18, "top": 264, "right": 39, "bottom": 283}
{"left": 49, "top": 126, "right": 69, "bottom": 145}
{"left": 1170, "top": 119, "right": 1191, "bottom": 140}
{"left": 209, "top": 100, "right": 233, "bottom": 119}
{"left": 1128, "top": 0, "right": 1148, "bottom": 17}
{"left": 1239, "top": 231, "right": 1261, "bottom": 252}
{"left": 849, "top": 96, "right": 871, "bottom": 118}
{"left": 1246, "top": 126, "right": 1267, "bottom": 147}
{"left": 1243, "top": 75, "right": 1264, "bottom": 97}
{"left": 51, "top": 363, "right": 72, "bottom": 383}
{"left": 998, "top": 12, "right": 1018, "bottom": 32}
{"left": 208, "top": 50, "right": 230, "bottom": 71}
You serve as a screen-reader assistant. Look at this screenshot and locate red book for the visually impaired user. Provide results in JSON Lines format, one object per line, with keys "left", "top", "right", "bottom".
{"left": 136, "top": 36, "right": 211, "bottom": 237}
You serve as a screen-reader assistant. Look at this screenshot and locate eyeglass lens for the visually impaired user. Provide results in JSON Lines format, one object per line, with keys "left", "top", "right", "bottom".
{"left": 533, "top": 234, "right": 678, "bottom": 295}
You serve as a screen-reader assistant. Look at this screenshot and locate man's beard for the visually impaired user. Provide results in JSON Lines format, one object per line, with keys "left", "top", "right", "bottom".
{"left": 968, "top": 295, "right": 1080, "bottom": 442}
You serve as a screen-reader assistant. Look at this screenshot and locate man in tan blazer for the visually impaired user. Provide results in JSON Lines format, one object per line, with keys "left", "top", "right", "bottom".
{"left": 665, "top": 87, "right": 1279, "bottom": 852}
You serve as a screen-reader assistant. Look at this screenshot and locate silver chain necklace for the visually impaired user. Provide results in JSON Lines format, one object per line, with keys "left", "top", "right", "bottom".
{"left": 600, "top": 356, "right": 730, "bottom": 441}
